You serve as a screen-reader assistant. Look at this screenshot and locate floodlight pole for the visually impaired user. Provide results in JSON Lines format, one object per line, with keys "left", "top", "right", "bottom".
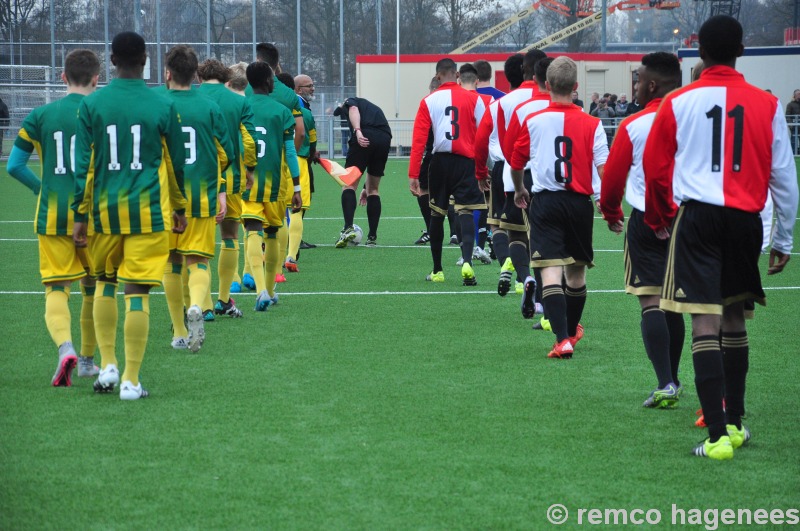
{"left": 601, "top": 0, "right": 607, "bottom": 52}
{"left": 297, "top": 0, "right": 301, "bottom": 75}
{"left": 104, "top": 0, "right": 110, "bottom": 81}
{"left": 339, "top": 0, "right": 344, "bottom": 87}
{"left": 49, "top": 0, "right": 56, "bottom": 82}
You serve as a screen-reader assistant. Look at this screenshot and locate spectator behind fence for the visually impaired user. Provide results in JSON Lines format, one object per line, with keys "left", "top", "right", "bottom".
{"left": 787, "top": 89, "right": 800, "bottom": 154}
{"left": 590, "top": 97, "right": 616, "bottom": 145}
{"left": 0, "top": 97, "right": 9, "bottom": 157}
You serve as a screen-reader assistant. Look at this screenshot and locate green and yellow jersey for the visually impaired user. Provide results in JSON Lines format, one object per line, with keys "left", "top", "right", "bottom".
{"left": 14, "top": 93, "right": 84, "bottom": 236}
{"left": 244, "top": 94, "right": 295, "bottom": 203}
{"left": 197, "top": 82, "right": 257, "bottom": 195}
{"left": 165, "top": 89, "right": 234, "bottom": 218}
{"left": 297, "top": 106, "right": 316, "bottom": 158}
{"left": 246, "top": 79, "right": 302, "bottom": 120}
{"left": 72, "top": 77, "right": 187, "bottom": 235}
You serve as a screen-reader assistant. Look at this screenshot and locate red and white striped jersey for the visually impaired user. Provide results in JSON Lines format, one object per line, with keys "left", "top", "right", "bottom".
{"left": 495, "top": 81, "right": 539, "bottom": 153}
{"left": 502, "top": 92, "right": 552, "bottom": 164}
{"left": 474, "top": 100, "right": 504, "bottom": 180}
{"left": 510, "top": 102, "right": 608, "bottom": 195}
{"left": 409, "top": 81, "right": 487, "bottom": 179}
{"left": 600, "top": 98, "right": 665, "bottom": 224}
{"left": 644, "top": 65, "right": 798, "bottom": 253}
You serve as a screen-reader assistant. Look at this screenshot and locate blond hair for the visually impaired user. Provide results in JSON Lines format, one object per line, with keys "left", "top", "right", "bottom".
{"left": 546, "top": 56, "right": 577, "bottom": 96}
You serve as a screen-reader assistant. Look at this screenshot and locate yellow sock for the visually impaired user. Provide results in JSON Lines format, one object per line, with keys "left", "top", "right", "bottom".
{"left": 203, "top": 276, "right": 213, "bottom": 312}
{"left": 187, "top": 262, "right": 211, "bottom": 309}
{"left": 44, "top": 286, "right": 72, "bottom": 347}
{"left": 93, "top": 281, "right": 119, "bottom": 369}
{"left": 242, "top": 226, "right": 252, "bottom": 277}
{"left": 246, "top": 230, "right": 266, "bottom": 293}
{"left": 287, "top": 211, "right": 304, "bottom": 261}
{"left": 265, "top": 234, "right": 280, "bottom": 298}
{"left": 79, "top": 284, "right": 96, "bottom": 358}
{"left": 163, "top": 262, "right": 188, "bottom": 337}
{"left": 276, "top": 224, "right": 289, "bottom": 271}
{"left": 122, "top": 294, "right": 149, "bottom": 387}
{"left": 218, "top": 239, "right": 239, "bottom": 302}
{"left": 181, "top": 260, "right": 191, "bottom": 309}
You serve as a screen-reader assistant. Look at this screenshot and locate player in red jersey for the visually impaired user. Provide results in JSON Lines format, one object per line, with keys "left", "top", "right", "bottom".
{"left": 409, "top": 58, "right": 488, "bottom": 285}
{"left": 510, "top": 56, "right": 609, "bottom": 360}
{"left": 644, "top": 16, "right": 799, "bottom": 460}
{"left": 600, "top": 52, "right": 685, "bottom": 409}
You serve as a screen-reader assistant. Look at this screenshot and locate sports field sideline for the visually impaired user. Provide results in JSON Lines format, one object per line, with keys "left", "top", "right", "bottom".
{"left": 1, "top": 159, "right": 798, "bottom": 529}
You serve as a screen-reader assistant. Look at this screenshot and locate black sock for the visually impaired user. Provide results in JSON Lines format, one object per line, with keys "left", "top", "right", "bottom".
{"left": 542, "top": 284, "right": 568, "bottom": 341}
{"left": 417, "top": 194, "right": 431, "bottom": 231}
{"left": 509, "top": 240, "right": 530, "bottom": 280}
{"left": 692, "top": 335, "right": 726, "bottom": 442}
{"left": 447, "top": 204, "right": 458, "bottom": 240}
{"left": 429, "top": 215, "right": 445, "bottom": 273}
{"left": 665, "top": 311, "right": 685, "bottom": 387}
{"left": 641, "top": 306, "right": 673, "bottom": 389}
{"left": 564, "top": 285, "right": 587, "bottom": 337}
{"left": 533, "top": 269, "right": 545, "bottom": 315}
{"left": 459, "top": 212, "right": 475, "bottom": 264}
{"left": 366, "top": 195, "right": 381, "bottom": 239}
{"left": 493, "top": 230, "right": 510, "bottom": 265}
{"left": 342, "top": 189, "right": 356, "bottom": 229}
{"left": 477, "top": 210, "right": 488, "bottom": 248}
{"left": 722, "top": 331, "right": 749, "bottom": 429}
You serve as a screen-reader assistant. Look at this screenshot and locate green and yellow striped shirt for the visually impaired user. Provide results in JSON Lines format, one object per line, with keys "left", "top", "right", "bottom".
{"left": 244, "top": 94, "right": 295, "bottom": 203}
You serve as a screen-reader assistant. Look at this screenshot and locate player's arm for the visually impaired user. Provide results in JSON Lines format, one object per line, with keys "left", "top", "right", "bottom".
{"left": 599, "top": 122, "right": 633, "bottom": 225}
{"left": 408, "top": 100, "right": 432, "bottom": 180}
{"left": 213, "top": 107, "right": 234, "bottom": 175}
{"left": 292, "top": 107, "right": 305, "bottom": 153}
{"left": 308, "top": 116, "right": 318, "bottom": 161}
{"left": 643, "top": 101, "right": 678, "bottom": 233}
{"left": 502, "top": 112, "right": 523, "bottom": 163}
{"left": 7, "top": 134, "right": 42, "bottom": 195}
{"left": 509, "top": 121, "right": 532, "bottom": 209}
{"left": 72, "top": 101, "right": 94, "bottom": 224}
{"left": 473, "top": 109, "right": 492, "bottom": 180}
{"left": 767, "top": 104, "right": 800, "bottom": 273}
{"left": 240, "top": 100, "right": 257, "bottom": 182}
{"left": 163, "top": 102, "right": 187, "bottom": 215}
{"left": 348, "top": 105, "right": 371, "bottom": 148}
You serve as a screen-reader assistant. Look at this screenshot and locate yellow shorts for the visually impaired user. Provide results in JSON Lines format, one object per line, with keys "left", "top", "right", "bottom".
{"left": 285, "top": 156, "right": 311, "bottom": 209}
{"left": 242, "top": 200, "right": 284, "bottom": 228}
{"left": 224, "top": 193, "right": 243, "bottom": 222}
{"left": 169, "top": 217, "right": 217, "bottom": 258}
{"left": 38, "top": 235, "right": 87, "bottom": 284}
{"left": 89, "top": 232, "right": 170, "bottom": 285}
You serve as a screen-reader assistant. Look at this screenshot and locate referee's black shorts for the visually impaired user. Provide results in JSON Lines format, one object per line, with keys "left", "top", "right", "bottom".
{"left": 624, "top": 208, "right": 668, "bottom": 296}
{"left": 345, "top": 131, "right": 391, "bottom": 177}
{"left": 529, "top": 190, "right": 594, "bottom": 268}
{"left": 660, "top": 201, "right": 764, "bottom": 315}
{"left": 428, "top": 152, "right": 486, "bottom": 216}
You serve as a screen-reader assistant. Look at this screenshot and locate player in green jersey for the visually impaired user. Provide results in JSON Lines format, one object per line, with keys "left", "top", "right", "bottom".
{"left": 241, "top": 62, "right": 301, "bottom": 311}
{"left": 8, "top": 49, "right": 101, "bottom": 387}
{"left": 72, "top": 31, "right": 187, "bottom": 400}
{"left": 196, "top": 59, "right": 258, "bottom": 318}
{"left": 161, "top": 46, "right": 234, "bottom": 353}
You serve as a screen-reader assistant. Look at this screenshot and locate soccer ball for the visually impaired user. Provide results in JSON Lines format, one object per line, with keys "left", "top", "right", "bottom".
{"left": 349, "top": 224, "right": 363, "bottom": 246}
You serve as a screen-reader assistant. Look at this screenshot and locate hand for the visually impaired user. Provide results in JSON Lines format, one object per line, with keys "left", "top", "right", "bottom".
{"left": 478, "top": 178, "right": 490, "bottom": 192}
{"left": 409, "top": 178, "right": 421, "bottom": 197}
{"left": 654, "top": 227, "right": 670, "bottom": 240}
{"left": 359, "top": 188, "right": 368, "bottom": 206}
{"left": 291, "top": 191, "right": 302, "bottom": 213}
{"left": 607, "top": 220, "right": 624, "bottom": 234}
{"left": 355, "top": 130, "right": 370, "bottom": 147}
{"left": 514, "top": 188, "right": 530, "bottom": 210}
{"left": 310, "top": 152, "right": 321, "bottom": 163}
{"left": 215, "top": 193, "right": 227, "bottom": 223}
{"left": 245, "top": 169, "right": 254, "bottom": 191}
{"left": 172, "top": 211, "right": 187, "bottom": 234}
{"left": 73, "top": 221, "right": 88, "bottom": 248}
{"left": 768, "top": 248, "right": 790, "bottom": 275}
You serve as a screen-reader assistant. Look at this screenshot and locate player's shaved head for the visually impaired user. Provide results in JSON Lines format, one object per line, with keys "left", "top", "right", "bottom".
{"left": 111, "top": 31, "right": 146, "bottom": 70}
{"left": 473, "top": 60, "right": 492, "bottom": 82}
{"left": 277, "top": 72, "right": 295, "bottom": 89}
{"left": 523, "top": 49, "right": 547, "bottom": 80}
{"left": 459, "top": 63, "right": 479, "bottom": 86}
{"left": 256, "top": 42, "right": 280, "bottom": 70}
{"left": 64, "top": 49, "right": 100, "bottom": 87}
{"left": 197, "top": 59, "right": 230, "bottom": 83}
{"left": 503, "top": 53, "right": 524, "bottom": 90}
{"left": 436, "top": 58, "right": 458, "bottom": 76}
{"left": 698, "top": 15, "right": 743, "bottom": 65}
{"left": 546, "top": 56, "right": 577, "bottom": 96}
{"left": 166, "top": 45, "right": 199, "bottom": 87}
{"left": 636, "top": 52, "right": 681, "bottom": 105}
{"left": 534, "top": 56, "right": 554, "bottom": 89}
{"left": 246, "top": 61, "right": 274, "bottom": 95}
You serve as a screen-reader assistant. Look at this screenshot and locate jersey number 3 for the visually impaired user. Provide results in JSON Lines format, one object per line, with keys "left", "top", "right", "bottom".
{"left": 445, "top": 106, "right": 459, "bottom": 141}
{"left": 706, "top": 104, "right": 744, "bottom": 172}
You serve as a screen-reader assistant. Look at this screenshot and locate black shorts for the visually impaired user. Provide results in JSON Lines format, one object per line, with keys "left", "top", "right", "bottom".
{"left": 307, "top": 158, "right": 315, "bottom": 194}
{"left": 529, "top": 190, "right": 594, "bottom": 268}
{"left": 499, "top": 170, "right": 532, "bottom": 232}
{"left": 419, "top": 152, "right": 432, "bottom": 191}
{"left": 624, "top": 208, "right": 668, "bottom": 296}
{"left": 488, "top": 161, "right": 505, "bottom": 225}
{"left": 428, "top": 153, "right": 487, "bottom": 216}
{"left": 661, "top": 201, "right": 764, "bottom": 315}
{"left": 345, "top": 132, "right": 391, "bottom": 177}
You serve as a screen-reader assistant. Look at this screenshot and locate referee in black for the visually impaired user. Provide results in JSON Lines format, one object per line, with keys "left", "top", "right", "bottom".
{"left": 333, "top": 97, "right": 392, "bottom": 248}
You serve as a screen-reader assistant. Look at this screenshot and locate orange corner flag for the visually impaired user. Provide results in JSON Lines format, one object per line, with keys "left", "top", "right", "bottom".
{"left": 319, "top": 158, "right": 363, "bottom": 187}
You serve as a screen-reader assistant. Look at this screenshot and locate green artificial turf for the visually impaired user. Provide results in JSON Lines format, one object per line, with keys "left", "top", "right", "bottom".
{"left": 1, "top": 159, "right": 799, "bottom": 529}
